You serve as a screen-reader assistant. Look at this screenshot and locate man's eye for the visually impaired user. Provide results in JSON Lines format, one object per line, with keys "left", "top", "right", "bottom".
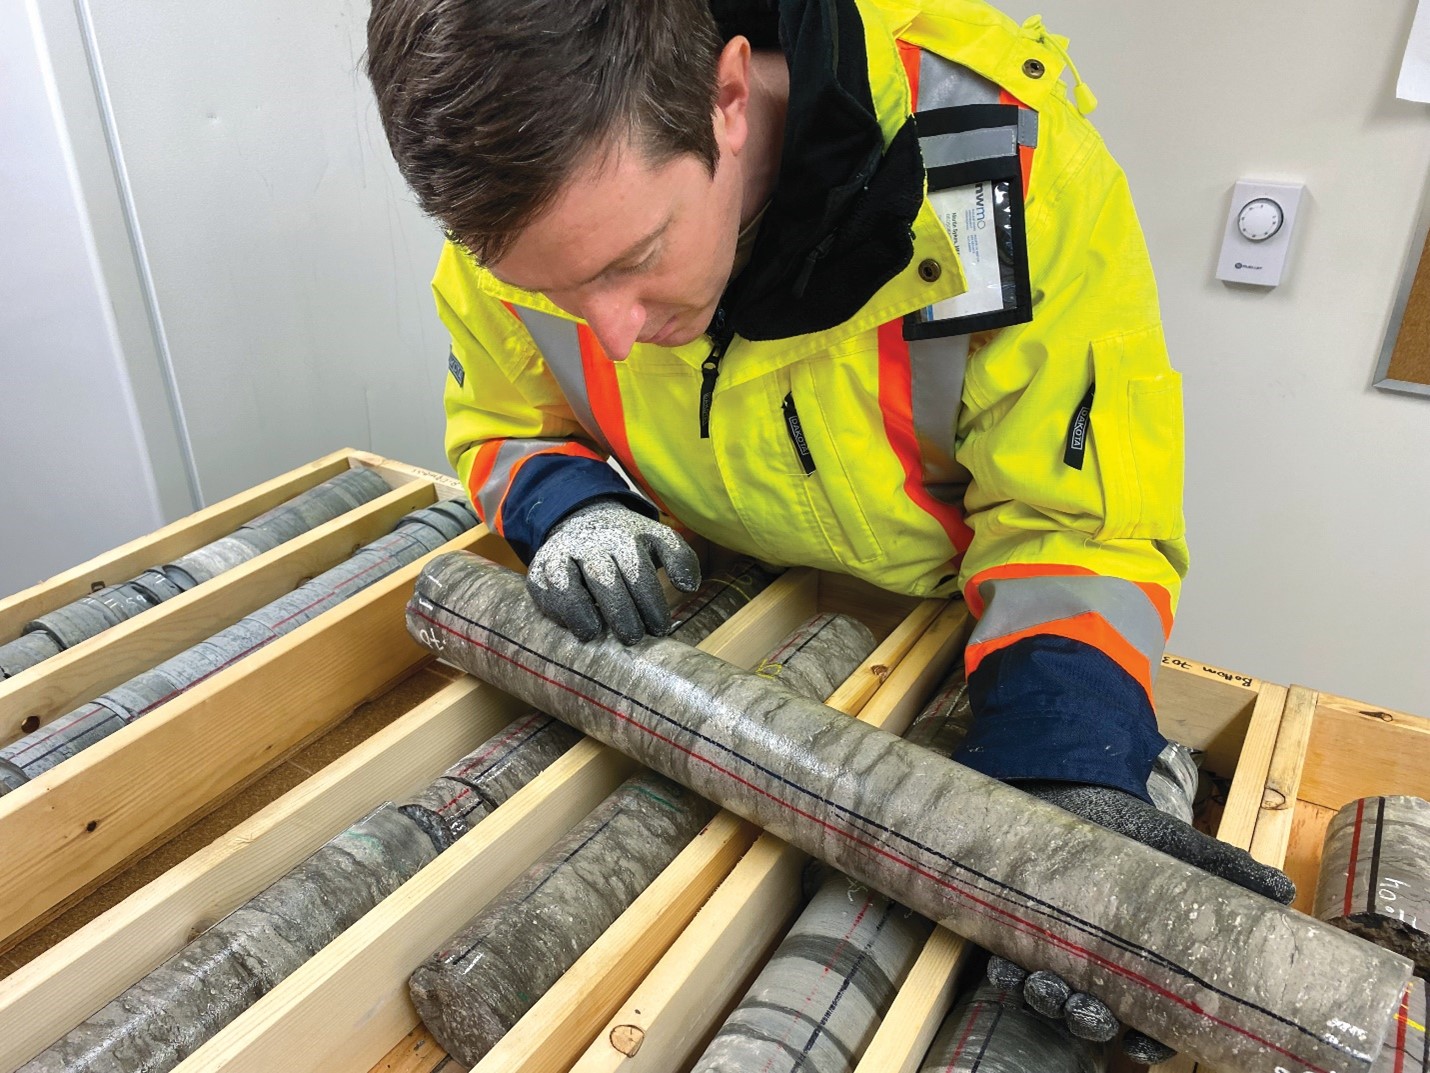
{"left": 616, "top": 250, "right": 657, "bottom": 276}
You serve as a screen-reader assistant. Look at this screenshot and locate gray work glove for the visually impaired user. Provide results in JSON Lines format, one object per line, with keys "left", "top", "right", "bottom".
{"left": 526, "top": 499, "right": 701, "bottom": 645}
{"left": 987, "top": 781, "right": 1297, "bottom": 1066}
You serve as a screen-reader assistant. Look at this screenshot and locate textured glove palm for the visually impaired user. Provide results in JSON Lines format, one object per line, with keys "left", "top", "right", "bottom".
{"left": 988, "top": 781, "right": 1297, "bottom": 1066}
{"left": 526, "top": 499, "right": 701, "bottom": 645}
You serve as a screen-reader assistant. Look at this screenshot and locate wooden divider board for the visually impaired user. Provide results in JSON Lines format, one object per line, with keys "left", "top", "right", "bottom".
{"left": 0, "top": 675, "right": 530, "bottom": 1072}
{"left": 0, "top": 524, "right": 516, "bottom": 951}
{"left": 0, "top": 480, "right": 436, "bottom": 744}
{"left": 1298, "top": 693, "right": 1430, "bottom": 810}
{"left": 563, "top": 601, "right": 969, "bottom": 1073}
{"left": 0, "top": 450, "right": 360, "bottom": 640}
{"left": 171, "top": 569, "right": 856, "bottom": 1073}
{"left": 6, "top": 450, "right": 1424, "bottom": 1073}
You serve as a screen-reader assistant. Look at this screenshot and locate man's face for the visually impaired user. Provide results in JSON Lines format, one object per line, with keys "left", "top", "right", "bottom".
{"left": 486, "top": 135, "right": 745, "bottom": 362}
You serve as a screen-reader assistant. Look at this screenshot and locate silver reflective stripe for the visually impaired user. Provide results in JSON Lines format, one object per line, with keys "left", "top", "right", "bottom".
{"left": 904, "top": 50, "right": 997, "bottom": 502}
{"left": 1017, "top": 109, "right": 1039, "bottom": 148}
{"left": 917, "top": 50, "right": 1002, "bottom": 108}
{"left": 920, "top": 126, "right": 1018, "bottom": 169}
{"left": 906, "top": 335, "right": 971, "bottom": 504}
{"left": 514, "top": 308, "right": 611, "bottom": 453}
{"left": 475, "top": 438, "right": 576, "bottom": 526}
{"left": 969, "top": 575, "right": 1168, "bottom": 681}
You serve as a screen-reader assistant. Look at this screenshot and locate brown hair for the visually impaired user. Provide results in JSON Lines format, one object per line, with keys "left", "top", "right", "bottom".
{"left": 367, "top": 0, "right": 725, "bottom": 264}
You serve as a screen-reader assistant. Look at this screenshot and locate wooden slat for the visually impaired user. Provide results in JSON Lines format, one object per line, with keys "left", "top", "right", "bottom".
{"left": 694, "top": 568, "right": 820, "bottom": 669}
{"left": 370, "top": 1025, "right": 458, "bottom": 1073}
{"left": 816, "top": 572, "right": 922, "bottom": 638}
{"left": 0, "top": 527, "right": 513, "bottom": 951}
{"left": 0, "top": 480, "right": 436, "bottom": 745}
{"left": 855, "top": 601, "right": 970, "bottom": 735}
{"left": 569, "top": 601, "right": 970, "bottom": 1073}
{"left": 0, "top": 675, "right": 526, "bottom": 1072}
{"left": 1154, "top": 654, "right": 1261, "bottom": 779}
{"left": 1213, "top": 683, "right": 1289, "bottom": 850}
{"left": 1298, "top": 694, "right": 1430, "bottom": 809}
{"left": 0, "top": 450, "right": 360, "bottom": 641}
{"left": 854, "top": 926, "right": 971, "bottom": 1073}
{"left": 350, "top": 453, "right": 466, "bottom": 503}
{"left": 571, "top": 830, "right": 806, "bottom": 1073}
{"left": 1247, "top": 685, "right": 1318, "bottom": 869}
{"left": 475, "top": 810, "right": 761, "bottom": 1072}
{"left": 819, "top": 598, "right": 946, "bottom": 717}
{"left": 1284, "top": 800, "right": 1339, "bottom": 916}
{"left": 470, "top": 601, "right": 955, "bottom": 1073}
{"left": 172, "top": 572, "right": 817, "bottom": 1073}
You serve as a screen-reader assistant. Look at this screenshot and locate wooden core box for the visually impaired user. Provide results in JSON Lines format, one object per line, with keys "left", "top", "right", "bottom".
{"left": 0, "top": 449, "right": 1425, "bottom": 1073}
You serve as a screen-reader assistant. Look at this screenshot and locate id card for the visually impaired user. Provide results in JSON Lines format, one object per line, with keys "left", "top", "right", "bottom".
{"left": 905, "top": 102, "right": 1034, "bottom": 341}
{"left": 928, "top": 181, "right": 1007, "bottom": 320}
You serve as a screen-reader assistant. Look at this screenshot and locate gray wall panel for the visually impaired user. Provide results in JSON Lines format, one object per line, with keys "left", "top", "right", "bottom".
{"left": 85, "top": 0, "right": 451, "bottom": 503}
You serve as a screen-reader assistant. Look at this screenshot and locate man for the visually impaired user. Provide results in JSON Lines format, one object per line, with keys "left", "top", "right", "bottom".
{"left": 367, "top": 0, "right": 1292, "bottom": 1060}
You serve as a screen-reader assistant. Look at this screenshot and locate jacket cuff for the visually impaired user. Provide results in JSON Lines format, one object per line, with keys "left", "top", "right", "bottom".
{"left": 499, "top": 454, "right": 655, "bottom": 563}
{"left": 954, "top": 635, "right": 1167, "bottom": 802}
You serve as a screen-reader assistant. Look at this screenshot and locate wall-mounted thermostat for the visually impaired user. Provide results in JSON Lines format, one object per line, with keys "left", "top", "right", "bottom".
{"left": 1216, "top": 180, "right": 1306, "bottom": 287}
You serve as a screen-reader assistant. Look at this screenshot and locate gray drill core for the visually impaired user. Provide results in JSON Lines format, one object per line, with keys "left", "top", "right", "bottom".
{"left": 1315, "top": 796, "right": 1430, "bottom": 976}
{"left": 408, "top": 612, "right": 876, "bottom": 1067}
{"left": 1370, "top": 979, "right": 1426, "bottom": 1073}
{"left": 918, "top": 980, "right": 1109, "bottom": 1073}
{"left": 694, "top": 869, "right": 933, "bottom": 1073}
{"left": 12, "top": 554, "right": 774, "bottom": 1073}
{"left": 0, "top": 500, "right": 474, "bottom": 793}
{"left": 404, "top": 553, "right": 1414, "bottom": 1073}
{"left": 397, "top": 558, "right": 781, "bottom": 849}
{"left": 14, "top": 805, "right": 438, "bottom": 1073}
{"left": 0, "top": 468, "right": 390, "bottom": 678}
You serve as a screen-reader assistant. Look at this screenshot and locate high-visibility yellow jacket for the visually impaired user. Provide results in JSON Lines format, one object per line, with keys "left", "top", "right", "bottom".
{"left": 435, "top": 0, "right": 1187, "bottom": 796}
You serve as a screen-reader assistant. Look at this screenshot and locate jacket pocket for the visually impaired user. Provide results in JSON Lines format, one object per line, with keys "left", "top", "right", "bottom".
{"left": 787, "top": 366, "right": 886, "bottom": 568}
{"left": 1090, "top": 326, "right": 1186, "bottom": 542}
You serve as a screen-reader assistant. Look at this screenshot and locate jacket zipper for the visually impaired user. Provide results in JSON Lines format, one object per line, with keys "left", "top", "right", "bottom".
{"left": 1063, "top": 382, "right": 1094, "bottom": 469}
{"left": 700, "top": 307, "right": 733, "bottom": 439}
{"left": 782, "top": 393, "right": 817, "bottom": 475}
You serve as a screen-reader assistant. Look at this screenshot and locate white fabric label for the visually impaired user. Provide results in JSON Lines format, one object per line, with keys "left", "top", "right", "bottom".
{"left": 928, "top": 183, "right": 1003, "bottom": 319}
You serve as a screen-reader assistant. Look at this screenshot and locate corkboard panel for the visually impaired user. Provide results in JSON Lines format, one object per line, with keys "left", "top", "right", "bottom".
{"left": 1385, "top": 228, "right": 1430, "bottom": 387}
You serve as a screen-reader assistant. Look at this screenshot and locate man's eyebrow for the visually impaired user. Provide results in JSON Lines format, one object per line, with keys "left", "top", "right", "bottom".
{"left": 575, "top": 216, "right": 671, "bottom": 285}
{"left": 496, "top": 216, "right": 671, "bottom": 293}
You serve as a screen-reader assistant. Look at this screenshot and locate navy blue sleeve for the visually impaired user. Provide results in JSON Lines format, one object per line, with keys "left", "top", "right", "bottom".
{"left": 953, "top": 635, "right": 1167, "bottom": 802}
{"left": 498, "top": 454, "right": 657, "bottom": 563}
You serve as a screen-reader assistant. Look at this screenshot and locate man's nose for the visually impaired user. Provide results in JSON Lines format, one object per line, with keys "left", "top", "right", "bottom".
{"left": 580, "top": 292, "right": 646, "bottom": 362}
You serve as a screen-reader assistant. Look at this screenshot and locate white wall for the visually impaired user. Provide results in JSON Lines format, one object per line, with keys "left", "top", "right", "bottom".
{"left": 1020, "top": 1, "right": 1430, "bottom": 715}
{"left": 0, "top": 0, "right": 165, "bottom": 595}
{"left": 80, "top": 0, "right": 452, "bottom": 505}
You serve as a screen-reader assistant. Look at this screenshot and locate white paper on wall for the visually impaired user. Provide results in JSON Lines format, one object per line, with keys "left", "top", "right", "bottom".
{"left": 1398, "top": 0, "right": 1430, "bottom": 102}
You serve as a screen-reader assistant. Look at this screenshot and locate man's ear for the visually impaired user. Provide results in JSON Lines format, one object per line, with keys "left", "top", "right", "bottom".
{"left": 713, "top": 35, "right": 753, "bottom": 156}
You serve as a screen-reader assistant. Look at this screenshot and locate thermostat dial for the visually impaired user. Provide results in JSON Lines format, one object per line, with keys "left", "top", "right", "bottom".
{"left": 1237, "top": 198, "right": 1285, "bottom": 242}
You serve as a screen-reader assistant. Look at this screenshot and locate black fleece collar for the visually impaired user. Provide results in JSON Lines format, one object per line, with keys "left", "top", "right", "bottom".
{"left": 710, "top": 0, "right": 924, "bottom": 342}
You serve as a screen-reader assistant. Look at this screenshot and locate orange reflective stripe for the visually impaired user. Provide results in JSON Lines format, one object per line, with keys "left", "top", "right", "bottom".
{"left": 965, "top": 613, "right": 1156, "bottom": 701}
{"left": 576, "top": 325, "right": 671, "bottom": 516}
{"left": 998, "top": 89, "right": 1034, "bottom": 193}
{"left": 877, "top": 321, "right": 975, "bottom": 555}
{"left": 492, "top": 441, "right": 602, "bottom": 536}
{"left": 963, "top": 562, "right": 1174, "bottom": 639}
{"left": 898, "top": 39, "right": 921, "bottom": 108}
{"left": 466, "top": 440, "right": 507, "bottom": 523}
